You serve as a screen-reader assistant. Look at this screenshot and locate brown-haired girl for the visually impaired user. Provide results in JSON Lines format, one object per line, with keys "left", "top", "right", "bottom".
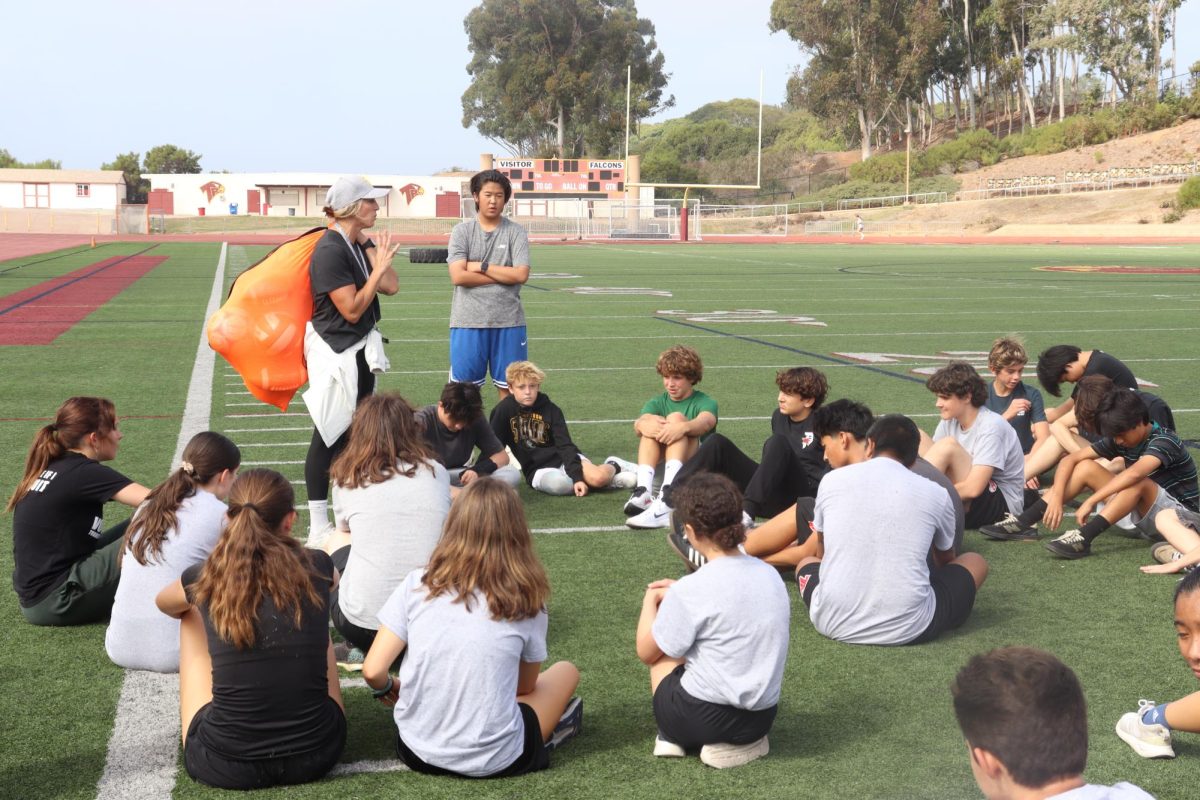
{"left": 362, "top": 478, "right": 581, "bottom": 778}
{"left": 322, "top": 393, "right": 450, "bottom": 655}
{"left": 8, "top": 397, "right": 150, "bottom": 626}
{"left": 155, "top": 469, "right": 345, "bottom": 790}
{"left": 106, "top": 432, "right": 240, "bottom": 672}
{"left": 637, "top": 472, "right": 790, "bottom": 768}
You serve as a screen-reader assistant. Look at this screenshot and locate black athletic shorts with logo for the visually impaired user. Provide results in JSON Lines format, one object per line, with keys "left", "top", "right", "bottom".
{"left": 964, "top": 481, "right": 1009, "bottom": 529}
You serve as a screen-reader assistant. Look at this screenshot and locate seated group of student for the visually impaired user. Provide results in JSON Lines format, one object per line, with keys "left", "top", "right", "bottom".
{"left": 7, "top": 337, "right": 1199, "bottom": 792}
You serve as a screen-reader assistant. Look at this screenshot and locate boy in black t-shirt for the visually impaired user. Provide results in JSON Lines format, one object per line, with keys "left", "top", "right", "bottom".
{"left": 1036, "top": 345, "right": 1136, "bottom": 424}
{"left": 416, "top": 381, "right": 521, "bottom": 496}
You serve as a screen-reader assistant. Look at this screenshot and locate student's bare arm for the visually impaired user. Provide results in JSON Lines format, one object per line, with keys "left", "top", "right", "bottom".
{"left": 1043, "top": 446, "right": 1101, "bottom": 528}
{"left": 1031, "top": 420, "right": 1051, "bottom": 448}
{"left": 955, "top": 464, "right": 995, "bottom": 501}
{"left": 114, "top": 483, "right": 151, "bottom": 507}
{"left": 1077, "top": 453, "right": 1162, "bottom": 521}
{"left": 635, "top": 580, "right": 674, "bottom": 664}
{"left": 931, "top": 546, "right": 956, "bottom": 567}
{"left": 635, "top": 413, "right": 667, "bottom": 437}
{"left": 479, "top": 264, "right": 529, "bottom": 285}
{"left": 660, "top": 411, "right": 717, "bottom": 444}
{"left": 155, "top": 579, "right": 191, "bottom": 618}
{"left": 1045, "top": 397, "right": 1075, "bottom": 424}
{"left": 517, "top": 660, "right": 543, "bottom": 695}
{"left": 363, "top": 626, "right": 406, "bottom": 705}
{"left": 448, "top": 259, "right": 497, "bottom": 287}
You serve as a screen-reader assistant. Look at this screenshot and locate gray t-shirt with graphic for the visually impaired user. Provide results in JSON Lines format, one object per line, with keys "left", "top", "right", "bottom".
{"left": 447, "top": 217, "right": 529, "bottom": 329}
{"left": 933, "top": 405, "right": 1026, "bottom": 516}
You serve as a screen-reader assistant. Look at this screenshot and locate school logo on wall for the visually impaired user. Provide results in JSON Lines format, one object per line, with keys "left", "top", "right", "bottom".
{"left": 399, "top": 183, "right": 424, "bottom": 204}
{"left": 200, "top": 181, "right": 226, "bottom": 202}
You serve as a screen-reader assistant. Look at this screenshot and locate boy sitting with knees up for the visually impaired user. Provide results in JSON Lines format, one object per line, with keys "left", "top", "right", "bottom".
{"left": 985, "top": 337, "right": 1049, "bottom": 475}
{"left": 921, "top": 362, "right": 1026, "bottom": 533}
{"left": 625, "top": 345, "right": 718, "bottom": 529}
{"left": 952, "top": 646, "right": 1152, "bottom": 800}
{"left": 490, "top": 361, "right": 634, "bottom": 497}
{"left": 417, "top": 381, "right": 521, "bottom": 496}
{"left": 1036, "top": 345, "right": 1136, "bottom": 424}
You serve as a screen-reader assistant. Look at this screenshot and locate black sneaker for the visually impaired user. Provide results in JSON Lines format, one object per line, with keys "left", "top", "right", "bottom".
{"left": 1044, "top": 529, "right": 1091, "bottom": 559}
{"left": 667, "top": 520, "right": 706, "bottom": 573}
{"left": 545, "top": 696, "right": 583, "bottom": 753}
{"left": 624, "top": 486, "right": 652, "bottom": 516}
{"left": 978, "top": 512, "right": 1039, "bottom": 541}
{"left": 660, "top": 483, "right": 674, "bottom": 509}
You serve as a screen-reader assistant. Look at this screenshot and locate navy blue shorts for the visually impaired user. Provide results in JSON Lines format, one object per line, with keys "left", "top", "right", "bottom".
{"left": 450, "top": 326, "right": 528, "bottom": 388}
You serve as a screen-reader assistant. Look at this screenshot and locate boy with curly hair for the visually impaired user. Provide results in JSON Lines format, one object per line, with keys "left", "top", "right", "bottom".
{"left": 626, "top": 345, "right": 718, "bottom": 529}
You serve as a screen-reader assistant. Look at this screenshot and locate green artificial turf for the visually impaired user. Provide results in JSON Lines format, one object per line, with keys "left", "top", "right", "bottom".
{"left": 2, "top": 241, "right": 1199, "bottom": 799}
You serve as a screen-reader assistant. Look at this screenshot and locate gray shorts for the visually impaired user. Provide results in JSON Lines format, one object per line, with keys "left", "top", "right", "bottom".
{"left": 1133, "top": 486, "right": 1200, "bottom": 538}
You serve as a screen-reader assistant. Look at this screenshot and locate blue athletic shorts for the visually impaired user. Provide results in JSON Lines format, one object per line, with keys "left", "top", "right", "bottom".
{"left": 449, "top": 326, "right": 528, "bottom": 388}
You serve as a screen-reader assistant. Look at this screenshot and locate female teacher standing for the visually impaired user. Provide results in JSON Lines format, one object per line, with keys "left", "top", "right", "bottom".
{"left": 303, "top": 176, "right": 399, "bottom": 544}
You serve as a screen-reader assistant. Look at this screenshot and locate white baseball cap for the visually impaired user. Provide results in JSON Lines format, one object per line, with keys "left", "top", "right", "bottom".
{"left": 325, "top": 176, "right": 389, "bottom": 210}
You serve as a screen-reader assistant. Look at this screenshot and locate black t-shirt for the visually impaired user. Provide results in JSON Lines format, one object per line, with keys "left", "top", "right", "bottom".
{"left": 182, "top": 550, "right": 342, "bottom": 759}
{"left": 12, "top": 452, "right": 132, "bottom": 606}
{"left": 416, "top": 404, "right": 503, "bottom": 473}
{"left": 309, "top": 228, "right": 380, "bottom": 353}
{"left": 1071, "top": 350, "right": 1136, "bottom": 398}
{"left": 770, "top": 410, "right": 829, "bottom": 495}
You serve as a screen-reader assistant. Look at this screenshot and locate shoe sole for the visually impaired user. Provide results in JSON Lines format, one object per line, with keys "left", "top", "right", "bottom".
{"left": 1115, "top": 719, "right": 1175, "bottom": 758}
{"left": 1043, "top": 541, "right": 1090, "bottom": 559}
{"left": 700, "top": 736, "right": 769, "bottom": 768}
{"left": 624, "top": 502, "right": 651, "bottom": 517}
{"left": 978, "top": 528, "right": 1040, "bottom": 541}
{"left": 666, "top": 531, "right": 702, "bottom": 573}
{"left": 546, "top": 697, "right": 583, "bottom": 752}
{"left": 627, "top": 515, "right": 670, "bottom": 530}
{"left": 653, "top": 737, "right": 686, "bottom": 758}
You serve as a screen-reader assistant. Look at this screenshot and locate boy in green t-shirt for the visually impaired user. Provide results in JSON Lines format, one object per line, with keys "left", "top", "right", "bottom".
{"left": 626, "top": 345, "right": 718, "bottom": 529}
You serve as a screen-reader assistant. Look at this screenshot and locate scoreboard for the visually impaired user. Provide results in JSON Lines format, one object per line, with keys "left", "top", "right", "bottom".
{"left": 495, "top": 158, "right": 625, "bottom": 197}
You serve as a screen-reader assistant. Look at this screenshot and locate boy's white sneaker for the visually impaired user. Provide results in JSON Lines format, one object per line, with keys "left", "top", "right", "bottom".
{"left": 605, "top": 456, "right": 638, "bottom": 489}
{"left": 628, "top": 497, "right": 672, "bottom": 529}
{"left": 699, "top": 736, "right": 769, "bottom": 768}
{"left": 1115, "top": 700, "right": 1175, "bottom": 758}
{"left": 653, "top": 736, "right": 686, "bottom": 757}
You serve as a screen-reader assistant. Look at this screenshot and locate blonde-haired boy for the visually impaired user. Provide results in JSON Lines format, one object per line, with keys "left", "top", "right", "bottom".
{"left": 985, "top": 336, "right": 1049, "bottom": 459}
{"left": 489, "top": 361, "right": 635, "bottom": 496}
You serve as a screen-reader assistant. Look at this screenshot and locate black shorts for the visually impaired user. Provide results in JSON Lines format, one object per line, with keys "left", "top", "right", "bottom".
{"left": 395, "top": 702, "right": 549, "bottom": 778}
{"left": 328, "top": 545, "right": 378, "bottom": 652}
{"left": 964, "top": 481, "right": 1009, "bottom": 529}
{"left": 908, "top": 563, "right": 977, "bottom": 645}
{"left": 793, "top": 496, "right": 817, "bottom": 544}
{"left": 652, "top": 664, "right": 776, "bottom": 750}
{"left": 184, "top": 700, "right": 346, "bottom": 790}
{"left": 796, "top": 561, "right": 821, "bottom": 606}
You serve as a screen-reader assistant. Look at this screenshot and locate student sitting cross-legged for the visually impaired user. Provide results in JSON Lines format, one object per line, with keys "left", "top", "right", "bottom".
{"left": 797, "top": 414, "right": 987, "bottom": 646}
{"left": 417, "top": 380, "right": 521, "bottom": 497}
{"left": 636, "top": 473, "right": 790, "bottom": 768}
{"left": 362, "top": 478, "right": 582, "bottom": 778}
{"left": 953, "top": 646, "right": 1153, "bottom": 800}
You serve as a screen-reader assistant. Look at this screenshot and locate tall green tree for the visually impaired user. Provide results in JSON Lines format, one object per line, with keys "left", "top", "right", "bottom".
{"left": 461, "top": 0, "right": 672, "bottom": 157}
{"left": 143, "top": 144, "right": 202, "bottom": 174}
{"left": 101, "top": 152, "right": 149, "bottom": 203}
{"left": 0, "top": 148, "right": 61, "bottom": 169}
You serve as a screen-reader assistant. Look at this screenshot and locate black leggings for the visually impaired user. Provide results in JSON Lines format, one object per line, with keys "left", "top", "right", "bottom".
{"left": 304, "top": 348, "right": 374, "bottom": 502}
{"left": 674, "top": 433, "right": 815, "bottom": 519}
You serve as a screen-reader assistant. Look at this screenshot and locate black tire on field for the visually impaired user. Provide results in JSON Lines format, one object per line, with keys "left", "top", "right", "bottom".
{"left": 409, "top": 248, "right": 449, "bottom": 264}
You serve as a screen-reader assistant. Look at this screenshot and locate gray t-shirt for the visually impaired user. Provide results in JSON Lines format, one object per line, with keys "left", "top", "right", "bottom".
{"left": 652, "top": 554, "right": 790, "bottom": 710}
{"left": 447, "top": 217, "right": 529, "bottom": 329}
{"left": 332, "top": 460, "right": 450, "bottom": 630}
{"left": 377, "top": 569, "right": 548, "bottom": 777}
{"left": 1048, "top": 783, "right": 1154, "bottom": 800}
{"left": 811, "top": 457, "right": 957, "bottom": 645}
{"left": 911, "top": 456, "right": 965, "bottom": 555}
{"left": 105, "top": 489, "right": 226, "bottom": 672}
{"left": 416, "top": 404, "right": 504, "bottom": 471}
{"left": 933, "top": 405, "right": 1026, "bottom": 516}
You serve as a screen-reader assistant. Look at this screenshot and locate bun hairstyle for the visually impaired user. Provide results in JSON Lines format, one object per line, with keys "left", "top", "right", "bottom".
{"left": 124, "top": 432, "right": 241, "bottom": 566}
{"left": 671, "top": 472, "right": 746, "bottom": 551}
{"left": 191, "top": 469, "right": 323, "bottom": 649}
{"left": 7, "top": 396, "right": 117, "bottom": 512}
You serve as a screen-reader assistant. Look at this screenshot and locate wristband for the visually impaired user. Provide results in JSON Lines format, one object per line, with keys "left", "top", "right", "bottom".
{"left": 371, "top": 676, "right": 394, "bottom": 698}
{"left": 480, "top": 260, "right": 489, "bottom": 274}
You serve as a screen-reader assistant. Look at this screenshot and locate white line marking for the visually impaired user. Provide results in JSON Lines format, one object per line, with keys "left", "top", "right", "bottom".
{"left": 533, "top": 525, "right": 631, "bottom": 534}
{"left": 222, "top": 426, "right": 311, "bottom": 433}
{"left": 228, "top": 412, "right": 309, "bottom": 418}
{"left": 96, "top": 242, "right": 228, "bottom": 800}
{"left": 236, "top": 442, "right": 310, "bottom": 448}
{"left": 328, "top": 760, "right": 410, "bottom": 776}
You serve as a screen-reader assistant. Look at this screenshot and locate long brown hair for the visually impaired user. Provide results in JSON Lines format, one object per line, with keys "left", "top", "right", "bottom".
{"left": 329, "top": 392, "right": 435, "bottom": 490}
{"left": 125, "top": 432, "right": 241, "bottom": 566}
{"left": 7, "top": 397, "right": 117, "bottom": 512}
{"left": 190, "top": 469, "right": 324, "bottom": 649}
{"left": 422, "top": 478, "right": 549, "bottom": 621}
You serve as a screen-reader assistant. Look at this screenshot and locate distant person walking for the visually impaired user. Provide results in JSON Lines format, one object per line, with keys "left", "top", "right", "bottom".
{"left": 855, "top": 214, "right": 865, "bottom": 240}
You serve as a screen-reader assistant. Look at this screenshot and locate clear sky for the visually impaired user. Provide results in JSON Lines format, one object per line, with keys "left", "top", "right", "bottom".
{"left": 1, "top": 0, "right": 1195, "bottom": 175}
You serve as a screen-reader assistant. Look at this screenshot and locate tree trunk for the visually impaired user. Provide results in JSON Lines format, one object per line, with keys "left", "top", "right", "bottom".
{"left": 1058, "top": 28, "right": 1066, "bottom": 121}
{"left": 1010, "top": 27, "right": 1037, "bottom": 128}
{"left": 963, "top": 0, "right": 978, "bottom": 128}
{"left": 858, "top": 106, "right": 873, "bottom": 160}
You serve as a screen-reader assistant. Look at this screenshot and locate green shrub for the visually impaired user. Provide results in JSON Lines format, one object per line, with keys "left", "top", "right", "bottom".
{"left": 1178, "top": 176, "right": 1200, "bottom": 210}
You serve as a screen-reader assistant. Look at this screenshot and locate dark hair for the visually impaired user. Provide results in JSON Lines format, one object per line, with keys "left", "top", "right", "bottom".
{"left": 951, "top": 646, "right": 1088, "bottom": 789}
{"left": 926, "top": 362, "right": 988, "bottom": 407}
{"left": 776, "top": 367, "right": 828, "bottom": 408}
{"left": 7, "top": 396, "right": 118, "bottom": 512}
{"left": 1175, "top": 568, "right": 1200, "bottom": 602}
{"left": 1036, "top": 345, "right": 1082, "bottom": 397}
{"left": 439, "top": 381, "right": 484, "bottom": 424}
{"left": 812, "top": 399, "right": 874, "bottom": 441}
{"left": 1072, "top": 375, "right": 1114, "bottom": 435}
{"left": 672, "top": 472, "right": 746, "bottom": 551}
{"left": 866, "top": 415, "right": 920, "bottom": 467}
{"left": 1095, "top": 389, "right": 1150, "bottom": 438}
{"left": 470, "top": 169, "right": 512, "bottom": 207}
{"left": 125, "top": 432, "right": 241, "bottom": 566}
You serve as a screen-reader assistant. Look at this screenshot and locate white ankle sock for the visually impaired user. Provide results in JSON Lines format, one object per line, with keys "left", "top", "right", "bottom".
{"left": 307, "top": 500, "right": 329, "bottom": 536}
{"left": 637, "top": 465, "right": 655, "bottom": 491}
{"left": 662, "top": 459, "right": 682, "bottom": 486}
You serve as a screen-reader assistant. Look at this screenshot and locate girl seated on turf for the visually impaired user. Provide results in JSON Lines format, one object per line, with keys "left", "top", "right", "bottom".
{"left": 1116, "top": 568, "right": 1200, "bottom": 759}
{"left": 635, "top": 472, "right": 791, "bottom": 768}
{"left": 323, "top": 393, "right": 450, "bottom": 658}
{"left": 156, "top": 469, "right": 345, "bottom": 790}
{"left": 106, "top": 432, "right": 240, "bottom": 672}
{"left": 8, "top": 396, "right": 150, "bottom": 626}
{"left": 362, "top": 478, "right": 582, "bottom": 778}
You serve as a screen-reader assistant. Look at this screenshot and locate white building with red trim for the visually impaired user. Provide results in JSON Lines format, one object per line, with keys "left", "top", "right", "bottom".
{"left": 0, "top": 168, "right": 126, "bottom": 210}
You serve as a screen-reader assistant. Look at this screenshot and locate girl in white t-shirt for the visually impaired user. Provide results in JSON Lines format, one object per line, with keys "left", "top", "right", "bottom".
{"left": 106, "top": 431, "right": 240, "bottom": 672}
{"left": 637, "top": 472, "right": 791, "bottom": 768}
{"left": 362, "top": 478, "right": 581, "bottom": 778}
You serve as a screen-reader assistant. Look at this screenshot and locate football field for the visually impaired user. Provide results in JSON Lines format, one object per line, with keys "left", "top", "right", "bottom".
{"left": 2, "top": 239, "right": 1199, "bottom": 799}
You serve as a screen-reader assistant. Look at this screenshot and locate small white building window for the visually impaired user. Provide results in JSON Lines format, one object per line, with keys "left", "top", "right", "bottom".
{"left": 23, "top": 183, "right": 49, "bottom": 208}
{"left": 76, "top": 184, "right": 91, "bottom": 198}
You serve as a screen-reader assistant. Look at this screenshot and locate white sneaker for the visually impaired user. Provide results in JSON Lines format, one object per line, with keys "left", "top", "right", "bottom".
{"left": 305, "top": 522, "right": 334, "bottom": 550}
{"left": 624, "top": 486, "right": 654, "bottom": 516}
{"left": 605, "top": 456, "right": 638, "bottom": 490}
{"left": 1116, "top": 700, "right": 1175, "bottom": 758}
{"left": 653, "top": 736, "right": 685, "bottom": 758}
{"left": 628, "top": 498, "right": 672, "bottom": 529}
{"left": 741, "top": 510, "right": 755, "bottom": 529}
{"left": 700, "top": 736, "right": 769, "bottom": 768}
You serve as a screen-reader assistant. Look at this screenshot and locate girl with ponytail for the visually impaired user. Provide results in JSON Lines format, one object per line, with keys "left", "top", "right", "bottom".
{"left": 105, "top": 432, "right": 240, "bottom": 672}
{"left": 155, "top": 468, "right": 345, "bottom": 790}
{"left": 8, "top": 397, "right": 150, "bottom": 626}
